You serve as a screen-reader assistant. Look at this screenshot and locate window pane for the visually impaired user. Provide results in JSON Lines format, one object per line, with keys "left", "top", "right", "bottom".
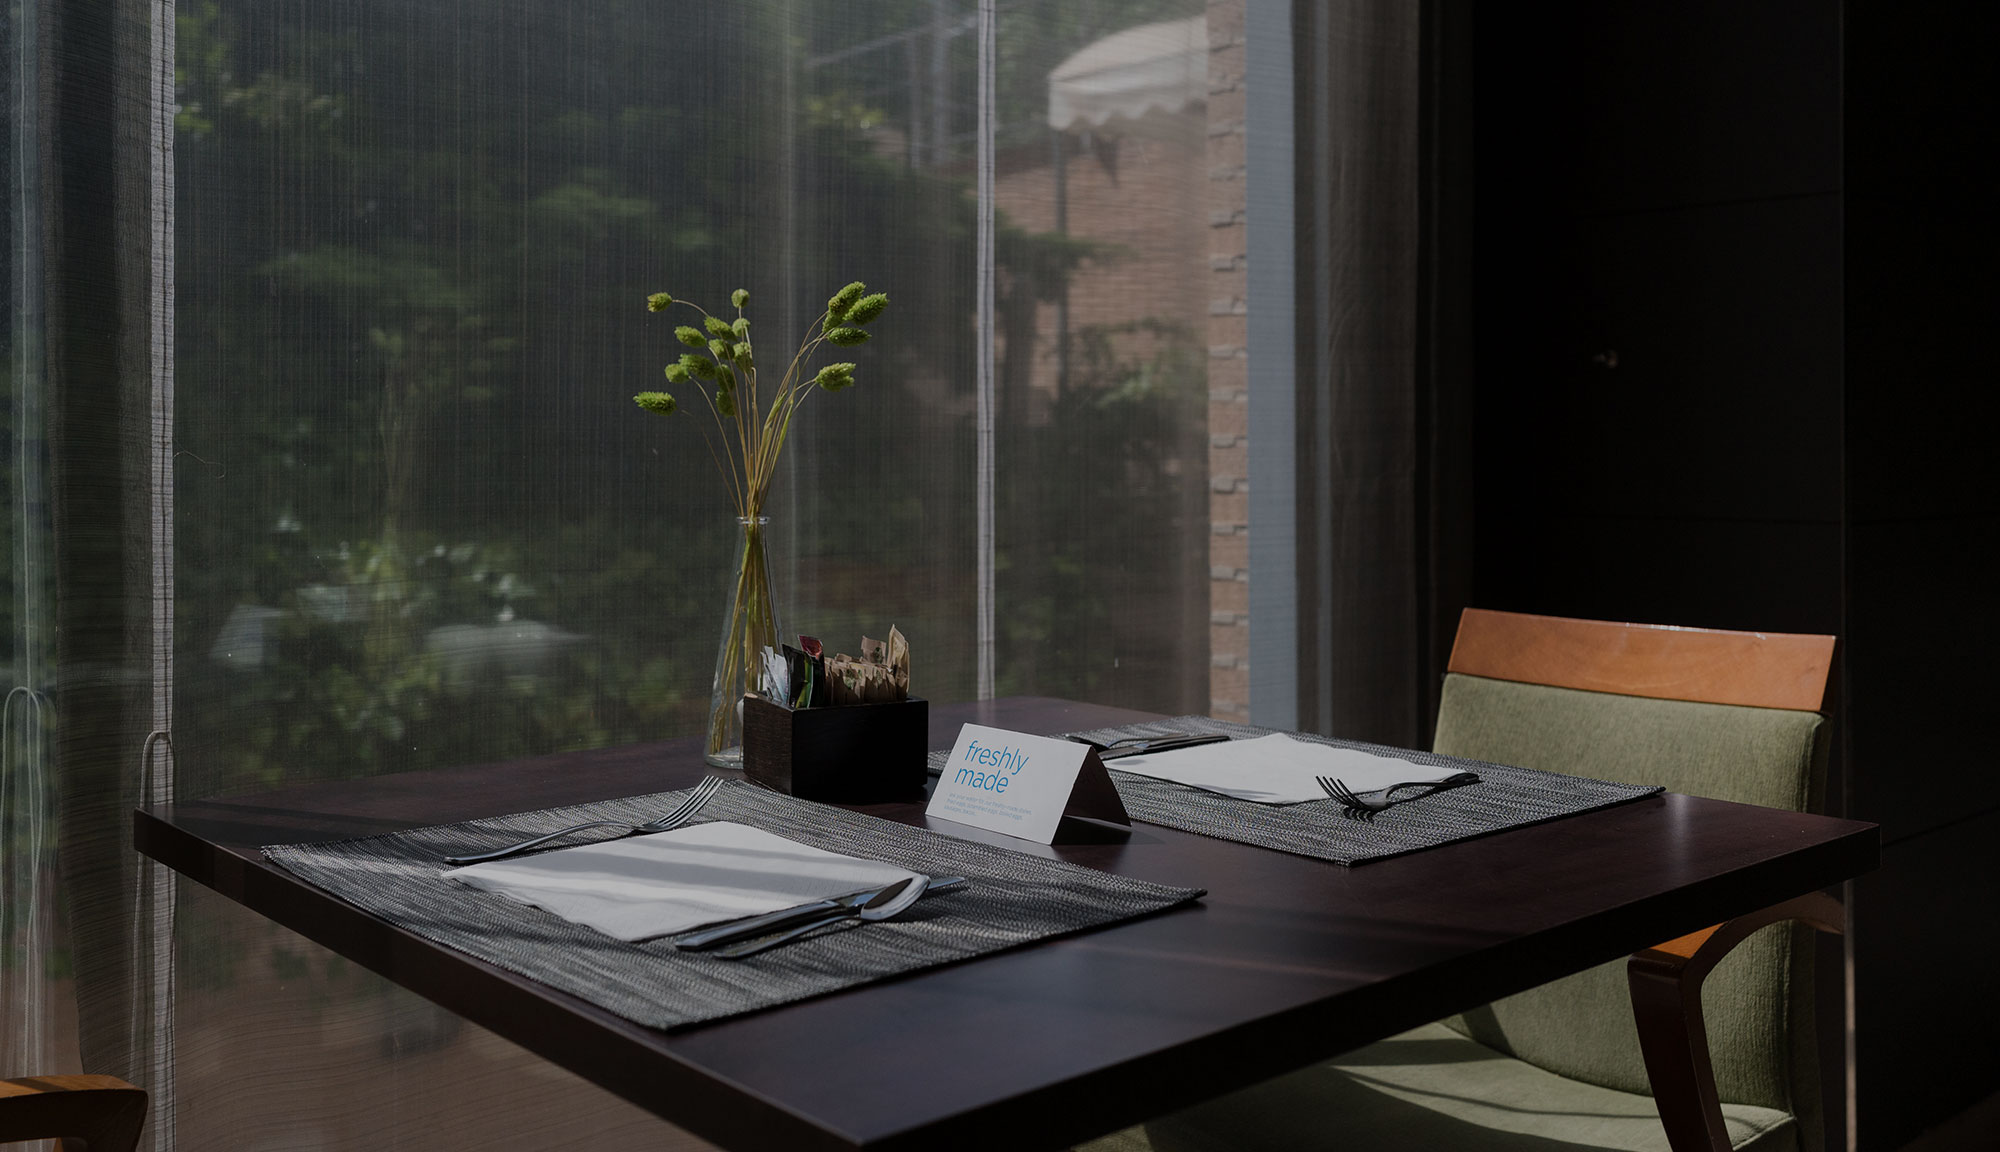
{"left": 993, "top": 2, "right": 1211, "bottom": 712}
{"left": 168, "top": 2, "right": 979, "bottom": 1144}
{"left": 174, "top": 0, "right": 1213, "bottom": 798}
{"left": 173, "top": 2, "right": 989, "bottom": 798}
{"left": 167, "top": 0, "right": 1215, "bottom": 1143}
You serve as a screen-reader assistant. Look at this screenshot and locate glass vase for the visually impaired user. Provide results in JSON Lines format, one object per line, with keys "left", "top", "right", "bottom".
{"left": 705, "top": 515, "right": 780, "bottom": 767}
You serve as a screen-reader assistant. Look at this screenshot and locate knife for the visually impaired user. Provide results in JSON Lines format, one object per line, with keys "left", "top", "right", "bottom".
{"left": 1070, "top": 733, "right": 1232, "bottom": 761}
{"left": 671, "top": 876, "right": 966, "bottom": 951}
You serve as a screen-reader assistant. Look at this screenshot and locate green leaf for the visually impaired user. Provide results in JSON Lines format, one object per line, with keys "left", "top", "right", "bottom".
{"left": 731, "top": 288, "right": 750, "bottom": 309}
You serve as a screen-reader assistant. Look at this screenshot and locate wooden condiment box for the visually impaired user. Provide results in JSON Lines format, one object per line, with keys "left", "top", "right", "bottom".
{"left": 741, "top": 694, "right": 930, "bottom": 803}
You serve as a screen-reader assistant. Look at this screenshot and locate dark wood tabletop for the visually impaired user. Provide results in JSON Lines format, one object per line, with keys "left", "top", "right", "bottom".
{"left": 134, "top": 697, "right": 1879, "bottom": 1152}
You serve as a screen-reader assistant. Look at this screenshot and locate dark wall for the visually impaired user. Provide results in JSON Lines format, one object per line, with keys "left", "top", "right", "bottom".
{"left": 1466, "top": 3, "right": 1998, "bottom": 1149}
{"left": 1841, "top": 2, "right": 2000, "bottom": 1146}
{"left": 1470, "top": 1, "right": 1843, "bottom": 638}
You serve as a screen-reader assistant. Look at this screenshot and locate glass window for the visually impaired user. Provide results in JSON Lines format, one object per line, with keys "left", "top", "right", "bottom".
{"left": 172, "top": 0, "right": 1215, "bottom": 802}
{"left": 10, "top": 0, "right": 1428, "bottom": 1143}
{"left": 161, "top": 0, "right": 1220, "bottom": 1143}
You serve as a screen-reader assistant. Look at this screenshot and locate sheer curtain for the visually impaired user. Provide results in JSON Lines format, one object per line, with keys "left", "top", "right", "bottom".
{"left": 1289, "top": 0, "right": 1439, "bottom": 746}
{"left": 5, "top": 1, "right": 178, "bottom": 1144}
{"left": 1, "top": 0, "right": 65, "bottom": 1089}
{"left": 5, "top": 0, "right": 1429, "bottom": 1147}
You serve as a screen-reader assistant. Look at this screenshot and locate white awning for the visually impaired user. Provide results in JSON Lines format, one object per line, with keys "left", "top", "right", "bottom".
{"left": 1047, "top": 16, "right": 1207, "bottom": 132}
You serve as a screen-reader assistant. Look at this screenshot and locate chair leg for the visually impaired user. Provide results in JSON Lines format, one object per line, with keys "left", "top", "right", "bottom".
{"left": 1628, "top": 892, "right": 1844, "bottom": 1152}
{"left": 1630, "top": 945, "right": 1733, "bottom": 1152}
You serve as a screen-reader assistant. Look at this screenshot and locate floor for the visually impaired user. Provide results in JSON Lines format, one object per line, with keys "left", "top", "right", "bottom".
{"left": 1896, "top": 1090, "right": 2000, "bottom": 1152}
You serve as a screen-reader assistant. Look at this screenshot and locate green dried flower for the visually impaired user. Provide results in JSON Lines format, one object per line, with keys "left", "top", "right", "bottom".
{"left": 635, "top": 280, "right": 884, "bottom": 497}
{"left": 826, "top": 280, "right": 866, "bottom": 321}
{"left": 845, "top": 292, "right": 888, "bottom": 325}
{"left": 814, "top": 362, "right": 857, "bottom": 391}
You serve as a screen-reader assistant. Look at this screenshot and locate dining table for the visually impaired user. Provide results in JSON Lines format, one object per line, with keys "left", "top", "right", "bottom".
{"left": 133, "top": 696, "right": 1880, "bottom": 1152}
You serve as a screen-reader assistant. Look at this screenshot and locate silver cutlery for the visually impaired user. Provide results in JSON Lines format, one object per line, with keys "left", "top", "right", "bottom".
{"left": 709, "top": 874, "right": 964, "bottom": 960}
{"left": 1068, "top": 732, "right": 1232, "bottom": 760}
{"left": 669, "top": 872, "right": 948, "bottom": 951}
{"left": 1316, "top": 772, "right": 1479, "bottom": 818}
{"left": 443, "top": 776, "right": 723, "bottom": 865}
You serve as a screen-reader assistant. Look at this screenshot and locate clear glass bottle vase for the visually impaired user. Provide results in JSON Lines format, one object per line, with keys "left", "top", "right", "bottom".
{"left": 705, "top": 515, "right": 780, "bottom": 767}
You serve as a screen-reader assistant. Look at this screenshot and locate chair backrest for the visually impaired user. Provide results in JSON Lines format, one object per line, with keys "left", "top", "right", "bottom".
{"left": 1444, "top": 607, "right": 1834, "bottom": 712}
{"left": 1433, "top": 610, "right": 1835, "bottom": 1146}
{"left": 0, "top": 1074, "right": 148, "bottom": 1152}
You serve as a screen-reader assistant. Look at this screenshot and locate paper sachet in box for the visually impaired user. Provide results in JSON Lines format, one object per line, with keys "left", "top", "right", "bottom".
{"left": 826, "top": 624, "right": 909, "bottom": 705}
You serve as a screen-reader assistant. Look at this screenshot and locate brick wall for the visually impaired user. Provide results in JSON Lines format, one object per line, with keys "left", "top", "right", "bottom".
{"left": 1206, "top": 0, "right": 1250, "bottom": 723}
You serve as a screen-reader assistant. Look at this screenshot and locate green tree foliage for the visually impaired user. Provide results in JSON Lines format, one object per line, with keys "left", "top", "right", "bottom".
{"left": 168, "top": 0, "right": 1205, "bottom": 795}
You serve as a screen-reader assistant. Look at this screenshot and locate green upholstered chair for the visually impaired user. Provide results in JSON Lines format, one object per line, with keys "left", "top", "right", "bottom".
{"left": 1079, "top": 609, "right": 1843, "bottom": 1152}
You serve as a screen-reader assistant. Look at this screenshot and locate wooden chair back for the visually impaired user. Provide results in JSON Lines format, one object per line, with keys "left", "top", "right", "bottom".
{"left": 0, "top": 1075, "right": 148, "bottom": 1152}
{"left": 1447, "top": 608, "right": 1836, "bottom": 712}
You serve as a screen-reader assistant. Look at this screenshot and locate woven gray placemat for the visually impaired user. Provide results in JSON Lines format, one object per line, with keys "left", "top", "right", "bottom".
{"left": 927, "top": 717, "right": 1661, "bottom": 866}
{"left": 264, "top": 780, "right": 1201, "bottom": 1031}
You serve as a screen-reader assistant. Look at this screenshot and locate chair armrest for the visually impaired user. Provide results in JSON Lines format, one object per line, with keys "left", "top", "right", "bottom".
{"left": 0, "top": 1074, "right": 149, "bottom": 1152}
{"left": 1627, "top": 892, "right": 1844, "bottom": 1152}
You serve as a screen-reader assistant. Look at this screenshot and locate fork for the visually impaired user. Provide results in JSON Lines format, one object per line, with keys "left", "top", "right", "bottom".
{"left": 443, "top": 776, "right": 723, "bottom": 865}
{"left": 1316, "top": 772, "right": 1479, "bottom": 818}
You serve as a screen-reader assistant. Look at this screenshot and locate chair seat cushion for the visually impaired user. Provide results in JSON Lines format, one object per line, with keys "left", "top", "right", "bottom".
{"left": 1076, "top": 1023, "right": 1797, "bottom": 1152}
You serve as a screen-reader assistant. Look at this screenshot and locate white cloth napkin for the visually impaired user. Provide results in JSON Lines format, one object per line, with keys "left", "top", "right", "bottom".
{"left": 444, "top": 820, "right": 918, "bottom": 942}
{"left": 1109, "top": 733, "right": 1463, "bottom": 805}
